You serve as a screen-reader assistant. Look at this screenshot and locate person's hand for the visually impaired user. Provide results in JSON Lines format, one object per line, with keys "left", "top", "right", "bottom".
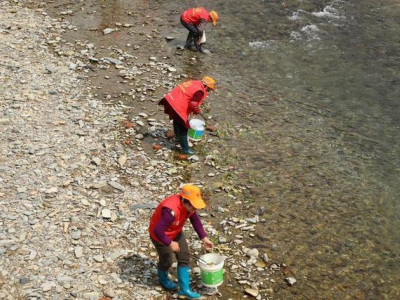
{"left": 189, "top": 101, "right": 201, "bottom": 114}
{"left": 169, "top": 241, "right": 180, "bottom": 252}
{"left": 201, "top": 237, "right": 214, "bottom": 251}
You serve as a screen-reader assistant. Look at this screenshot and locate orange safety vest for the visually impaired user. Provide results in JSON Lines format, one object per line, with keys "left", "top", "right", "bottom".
{"left": 181, "top": 7, "right": 210, "bottom": 26}
{"left": 149, "top": 195, "right": 194, "bottom": 243}
{"left": 161, "top": 80, "right": 207, "bottom": 126}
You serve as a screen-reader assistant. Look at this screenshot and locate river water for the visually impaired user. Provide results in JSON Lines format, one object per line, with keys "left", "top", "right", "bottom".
{"left": 157, "top": 0, "right": 400, "bottom": 298}
{"left": 38, "top": 0, "right": 400, "bottom": 299}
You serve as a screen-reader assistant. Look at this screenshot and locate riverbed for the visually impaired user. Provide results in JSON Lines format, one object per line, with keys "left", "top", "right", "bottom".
{"left": 27, "top": 0, "right": 400, "bottom": 299}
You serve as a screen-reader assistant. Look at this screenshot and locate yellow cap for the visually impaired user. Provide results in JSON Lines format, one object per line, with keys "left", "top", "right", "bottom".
{"left": 209, "top": 10, "right": 219, "bottom": 26}
{"left": 180, "top": 184, "right": 206, "bottom": 209}
{"left": 202, "top": 76, "right": 216, "bottom": 91}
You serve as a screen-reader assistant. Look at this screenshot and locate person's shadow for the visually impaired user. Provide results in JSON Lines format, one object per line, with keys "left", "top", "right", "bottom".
{"left": 118, "top": 254, "right": 221, "bottom": 299}
{"left": 118, "top": 253, "right": 176, "bottom": 299}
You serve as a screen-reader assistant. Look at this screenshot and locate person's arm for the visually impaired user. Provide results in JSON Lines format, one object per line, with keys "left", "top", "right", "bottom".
{"left": 189, "top": 211, "right": 207, "bottom": 239}
{"left": 153, "top": 207, "right": 175, "bottom": 246}
{"left": 189, "top": 90, "right": 204, "bottom": 114}
{"left": 190, "top": 212, "right": 214, "bottom": 250}
{"left": 196, "top": 19, "right": 208, "bottom": 44}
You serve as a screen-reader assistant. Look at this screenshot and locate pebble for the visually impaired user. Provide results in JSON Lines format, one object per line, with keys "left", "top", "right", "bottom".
{"left": 103, "top": 57, "right": 123, "bottom": 65}
{"left": 97, "top": 276, "right": 108, "bottom": 285}
{"left": 74, "top": 247, "right": 83, "bottom": 258}
{"left": 246, "top": 248, "right": 259, "bottom": 258}
{"left": 93, "top": 255, "right": 104, "bottom": 262}
{"left": 0, "top": 118, "right": 11, "bottom": 125}
{"left": 81, "top": 199, "right": 90, "bottom": 206}
{"left": 92, "top": 157, "right": 101, "bottom": 166}
{"left": 101, "top": 209, "right": 112, "bottom": 219}
{"left": 168, "top": 67, "right": 177, "bottom": 72}
{"left": 108, "top": 181, "right": 126, "bottom": 191}
{"left": 245, "top": 288, "right": 259, "bottom": 297}
{"left": 104, "top": 288, "right": 116, "bottom": 298}
{"left": 70, "top": 230, "right": 81, "bottom": 240}
{"left": 83, "top": 292, "right": 100, "bottom": 300}
{"left": 41, "top": 282, "right": 52, "bottom": 292}
{"left": 103, "top": 28, "right": 116, "bottom": 34}
{"left": 118, "top": 155, "right": 127, "bottom": 167}
{"left": 218, "top": 236, "right": 228, "bottom": 244}
{"left": 285, "top": 277, "right": 297, "bottom": 286}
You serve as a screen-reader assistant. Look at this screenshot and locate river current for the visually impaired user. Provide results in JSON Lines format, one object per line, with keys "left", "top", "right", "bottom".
{"left": 157, "top": 0, "right": 400, "bottom": 298}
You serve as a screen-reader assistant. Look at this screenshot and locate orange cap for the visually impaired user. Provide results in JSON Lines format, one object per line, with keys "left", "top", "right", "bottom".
{"left": 202, "top": 76, "right": 216, "bottom": 91}
{"left": 209, "top": 10, "right": 219, "bottom": 26}
{"left": 180, "top": 184, "right": 206, "bottom": 209}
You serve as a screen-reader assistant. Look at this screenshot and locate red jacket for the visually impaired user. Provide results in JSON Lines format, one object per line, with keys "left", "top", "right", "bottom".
{"left": 181, "top": 7, "right": 210, "bottom": 26}
{"left": 149, "top": 195, "right": 194, "bottom": 243}
{"left": 159, "top": 80, "right": 207, "bottom": 127}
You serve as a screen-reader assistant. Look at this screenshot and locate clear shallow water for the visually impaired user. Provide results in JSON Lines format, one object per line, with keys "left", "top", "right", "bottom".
{"left": 157, "top": 0, "right": 400, "bottom": 298}
{"left": 38, "top": 0, "right": 400, "bottom": 298}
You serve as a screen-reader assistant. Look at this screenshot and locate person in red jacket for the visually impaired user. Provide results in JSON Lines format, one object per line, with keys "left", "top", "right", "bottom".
{"left": 149, "top": 184, "right": 214, "bottom": 299}
{"left": 180, "top": 7, "right": 219, "bottom": 53}
{"left": 158, "top": 76, "right": 216, "bottom": 155}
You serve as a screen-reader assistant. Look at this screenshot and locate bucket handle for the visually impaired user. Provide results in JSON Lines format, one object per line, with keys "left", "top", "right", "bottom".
{"left": 189, "top": 253, "right": 208, "bottom": 266}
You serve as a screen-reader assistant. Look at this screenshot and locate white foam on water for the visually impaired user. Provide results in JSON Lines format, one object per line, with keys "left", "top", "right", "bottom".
{"left": 290, "top": 31, "right": 302, "bottom": 41}
{"left": 287, "top": 0, "right": 346, "bottom": 43}
{"left": 312, "top": 5, "right": 343, "bottom": 19}
{"left": 301, "top": 24, "right": 321, "bottom": 41}
{"left": 249, "top": 40, "right": 276, "bottom": 49}
{"left": 288, "top": 11, "right": 302, "bottom": 21}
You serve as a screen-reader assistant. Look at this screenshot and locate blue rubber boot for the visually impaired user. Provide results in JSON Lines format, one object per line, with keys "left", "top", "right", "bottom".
{"left": 180, "top": 136, "right": 195, "bottom": 155}
{"left": 177, "top": 266, "right": 200, "bottom": 299}
{"left": 158, "top": 269, "right": 177, "bottom": 290}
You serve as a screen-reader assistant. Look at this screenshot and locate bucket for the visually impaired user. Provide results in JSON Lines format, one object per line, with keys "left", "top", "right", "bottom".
{"left": 199, "top": 253, "right": 224, "bottom": 288}
{"left": 188, "top": 119, "right": 205, "bottom": 141}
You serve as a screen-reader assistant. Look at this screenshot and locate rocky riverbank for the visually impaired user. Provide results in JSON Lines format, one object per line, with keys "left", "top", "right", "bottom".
{"left": 0, "top": 2, "right": 292, "bottom": 300}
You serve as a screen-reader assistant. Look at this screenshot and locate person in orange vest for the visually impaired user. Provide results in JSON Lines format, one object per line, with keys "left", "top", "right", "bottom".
{"left": 158, "top": 76, "right": 216, "bottom": 155}
{"left": 180, "top": 7, "right": 219, "bottom": 53}
{"left": 149, "top": 184, "right": 214, "bottom": 299}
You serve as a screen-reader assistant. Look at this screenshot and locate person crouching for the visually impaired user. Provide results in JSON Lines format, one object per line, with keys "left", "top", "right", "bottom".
{"left": 158, "top": 76, "right": 216, "bottom": 155}
{"left": 180, "top": 7, "right": 219, "bottom": 53}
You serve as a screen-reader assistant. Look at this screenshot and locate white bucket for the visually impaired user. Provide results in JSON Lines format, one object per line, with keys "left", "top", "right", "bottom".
{"left": 199, "top": 253, "right": 224, "bottom": 288}
{"left": 188, "top": 119, "right": 205, "bottom": 141}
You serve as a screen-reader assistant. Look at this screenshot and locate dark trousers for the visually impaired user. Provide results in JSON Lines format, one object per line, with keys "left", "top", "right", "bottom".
{"left": 173, "top": 120, "right": 188, "bottom": 139}
{"left": 180, "top": 17, "right": 201, "bottom": 51}
{"left": 151, "top": 232, "right": 190, "bottom": 271}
